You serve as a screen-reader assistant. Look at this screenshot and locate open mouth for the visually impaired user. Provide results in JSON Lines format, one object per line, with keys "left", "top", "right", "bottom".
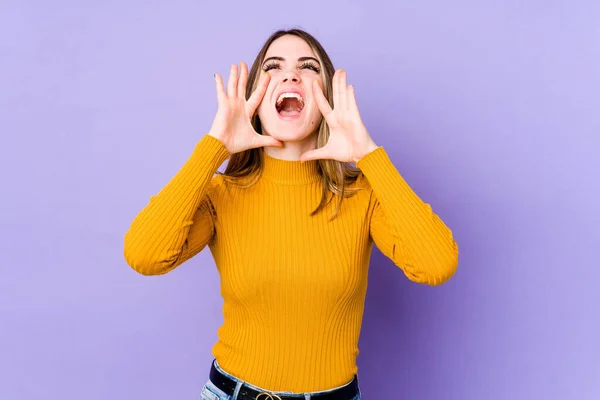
{"left": 276, "top": 92, "right": 304, "bottom": 118}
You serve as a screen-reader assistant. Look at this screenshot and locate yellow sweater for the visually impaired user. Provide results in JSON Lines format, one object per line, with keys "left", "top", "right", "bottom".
{"left": 124, "top": 134, "right": 458, "bottom": 392}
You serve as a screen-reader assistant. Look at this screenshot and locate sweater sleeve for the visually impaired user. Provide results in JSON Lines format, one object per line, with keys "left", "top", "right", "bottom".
{"left": 124, "top": 134, "right": 230, "bottom": 276}
{"left": 356, "top": 147, "right": 459, "bottom": 285}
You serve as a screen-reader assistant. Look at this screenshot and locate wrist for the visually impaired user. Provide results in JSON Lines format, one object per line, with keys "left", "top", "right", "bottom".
{"left": 354, "top": 140, "right": 379, "bottom": 163}
{"left": 207, "top": 131, "right": 230, "bottom": 151}
{"left": 207, "top": 130, "right": 225, "bottom": 141}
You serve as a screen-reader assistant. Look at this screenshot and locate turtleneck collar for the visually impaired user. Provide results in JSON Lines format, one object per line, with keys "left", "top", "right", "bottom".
{"left": 260, "top": 149, "right": 321, "bottom": 185}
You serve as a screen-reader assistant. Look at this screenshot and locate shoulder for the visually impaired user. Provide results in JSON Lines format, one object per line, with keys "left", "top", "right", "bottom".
{"left": 209, "top": 173, "right": 226, "bottom": 188}
{"left": 204, "top": 174, "right": 227, "bottom": 200}
{"left": 340, "top": 172, "right": 376, "bottom": 209}
{"left": 350, "top": 171, "right": 374, "bottom": 192}
{"left": 206, "top": 172, "right": 254, "bottom": 200}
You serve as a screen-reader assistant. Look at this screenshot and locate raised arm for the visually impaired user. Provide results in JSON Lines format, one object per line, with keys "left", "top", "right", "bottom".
{"left": 124, "top": 62, "right": 283, "bottom": 275}
{"left": 124, "top": 135, "right": 229, "bottom": 275}
{"left": 298, "top": 68, "right": 458, "bottom": 285}
{"left": 357, "top": 147, "right": 458, "bottom": 285}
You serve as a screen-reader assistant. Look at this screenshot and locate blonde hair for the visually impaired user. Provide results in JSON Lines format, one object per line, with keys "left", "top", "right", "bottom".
{"left": 219, "top": 28, "right": 361, "bottom": 220}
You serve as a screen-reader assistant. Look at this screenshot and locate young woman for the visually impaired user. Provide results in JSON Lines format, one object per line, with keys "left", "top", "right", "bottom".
{"left": 124, "top": 28, "right": 458, "bottom": 400}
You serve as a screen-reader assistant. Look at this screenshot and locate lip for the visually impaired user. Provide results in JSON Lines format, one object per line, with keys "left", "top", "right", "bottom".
{"left": 274, "top": 87, "right": 306, "bottom": 121}
{"left": 277, "top": 112, "right": 301, "bottom": 120}
{"left": 274, "top": 87, "right": 306, "bottom": 107}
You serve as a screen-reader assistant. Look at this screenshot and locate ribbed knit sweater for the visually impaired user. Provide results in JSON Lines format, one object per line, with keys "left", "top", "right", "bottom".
{"left": 124, "top": 134, "right": 458, "bottom": 392}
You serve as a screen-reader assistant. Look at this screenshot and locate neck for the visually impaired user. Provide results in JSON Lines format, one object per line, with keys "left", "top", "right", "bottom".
{"left": 260, "top": 147, "right": 320, "bottom": 185}
{"left": 262, "top": 133, "right": 318, "bottom": 161}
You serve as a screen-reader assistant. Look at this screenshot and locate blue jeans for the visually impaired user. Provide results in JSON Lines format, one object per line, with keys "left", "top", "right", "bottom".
{"left": 201, "top": 359, "right": 361, "bottom": 400}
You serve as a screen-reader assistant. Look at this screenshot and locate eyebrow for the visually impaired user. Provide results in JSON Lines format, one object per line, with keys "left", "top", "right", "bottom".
{"left": 262, "top": 56, "right": 321, "bottom": 65}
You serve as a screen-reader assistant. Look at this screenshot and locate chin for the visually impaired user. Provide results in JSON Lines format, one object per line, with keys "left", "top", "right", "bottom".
{"left": 263, "top": 124, "right": 316, "bottom": 143}
{"left": 259, "top": 112, "right": 320, "bottom": 143}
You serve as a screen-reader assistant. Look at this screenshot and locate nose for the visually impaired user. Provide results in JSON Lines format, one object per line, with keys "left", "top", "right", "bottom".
{"left": 282, "top": 70, "right": 301, "bottom": 83}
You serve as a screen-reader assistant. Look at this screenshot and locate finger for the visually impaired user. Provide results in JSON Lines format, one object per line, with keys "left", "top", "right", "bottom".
{"left": 238, "top": 62, "right": 248, "bottom": 99}
{"left": 227, "top": 64, "right": 238, "bottom": 98}
{"left": 252, "top": 134, "right": 283, "bottom": 149}
{"left": 338, "top": 70, "right": 348, "bottom": 110}
{"left": 347, "top": 84, "right": 359, "bottom": 113}
{"left": 332, "top": 70, "right": 340, "bottom": 108}
{"left": 300, "top": 146, "right": 332, "bottom": 162}
{"left": 214, "top": 73, "right": 227, "bottom": 104}
{"left": 312, "top": 80, "right": 333, "bottom": 119}
{"left": 247, "top": 72, "right": 271, "bottom": 116}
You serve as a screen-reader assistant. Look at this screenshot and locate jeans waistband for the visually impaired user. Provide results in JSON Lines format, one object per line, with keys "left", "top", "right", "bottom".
{"left": 211, "top": 359, "right": 360, "bottom": 399}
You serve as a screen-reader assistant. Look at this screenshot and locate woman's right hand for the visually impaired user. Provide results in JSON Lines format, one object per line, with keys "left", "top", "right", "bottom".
{"left": 208, "top": 62, "right": 283, "bottom": 154}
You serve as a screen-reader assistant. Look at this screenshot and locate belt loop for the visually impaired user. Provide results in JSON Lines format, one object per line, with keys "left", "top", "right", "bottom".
{"left": 304, "top": 394, "right": 310, "bottom": 400}
{"left": 232, "top": 380, "right": 244, "bottom": 400}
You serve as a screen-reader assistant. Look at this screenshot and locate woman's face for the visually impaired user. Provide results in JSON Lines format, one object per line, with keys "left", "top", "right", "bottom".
{"left": 256, "top": 35, "right": 325, "bottom": 143}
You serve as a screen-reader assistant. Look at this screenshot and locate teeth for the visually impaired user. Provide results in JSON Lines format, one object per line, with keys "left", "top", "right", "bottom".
{"left": 276, "top": 92, "right": 304, "bottom": 107}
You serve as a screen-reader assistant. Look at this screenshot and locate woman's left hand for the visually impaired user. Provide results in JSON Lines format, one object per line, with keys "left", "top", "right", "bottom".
{"left": 300, "top": 69, "right": 378, "bottom": 163}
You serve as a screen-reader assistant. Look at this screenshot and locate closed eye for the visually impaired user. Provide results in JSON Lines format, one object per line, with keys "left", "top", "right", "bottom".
{"left": 263, "top": 61, "right": 281, "bottom": 72}
{"left": 300, "top": 61, "right": 320, "bottom": 73}
{"left": 262, "top": 57, "right": 321, "bottom": 73}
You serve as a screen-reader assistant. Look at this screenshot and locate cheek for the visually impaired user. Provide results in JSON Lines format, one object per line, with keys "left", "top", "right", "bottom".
{"left": 306, "top": 104, "right": 322, "bottom": 128}
{"left": 256, "top": 95, "right": 271, "bottom": 117}
{"left": 312, "top": 74, "right": 324, "bottom": 87}
{"left": 257, "top": 100, "right": 267, "bottom": 115}
{"left": 257, "top": 83, "right": 276, "bottom": 113}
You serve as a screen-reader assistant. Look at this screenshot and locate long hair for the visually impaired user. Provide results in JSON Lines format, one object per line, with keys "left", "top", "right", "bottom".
{"left": 219, "top": 28, "right": 362, "bottom": 220}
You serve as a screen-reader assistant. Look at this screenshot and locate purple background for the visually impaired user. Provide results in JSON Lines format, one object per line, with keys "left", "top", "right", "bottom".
{"left": 1, "top": 1, "right": 599, "bottom": 399}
